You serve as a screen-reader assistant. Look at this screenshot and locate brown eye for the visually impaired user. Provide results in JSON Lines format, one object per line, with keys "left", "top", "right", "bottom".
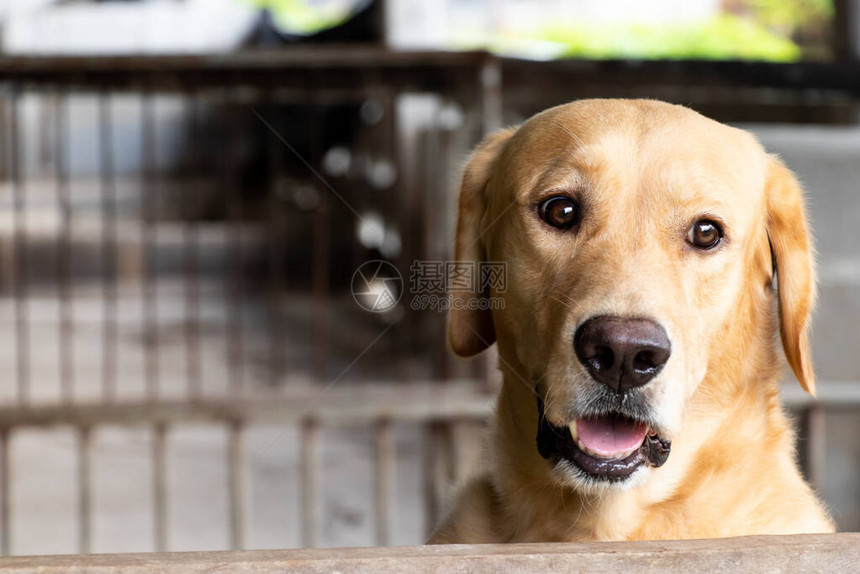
{"left": 687, "top": 219, "right": 723, "bottom": 250}
{"left": 539, "top": 196, "right": 580, "bottom": 230}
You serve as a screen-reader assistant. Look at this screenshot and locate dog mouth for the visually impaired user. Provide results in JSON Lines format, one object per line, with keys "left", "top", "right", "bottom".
{"left": 536, "top": 401, "right": 671, "bottom": 482}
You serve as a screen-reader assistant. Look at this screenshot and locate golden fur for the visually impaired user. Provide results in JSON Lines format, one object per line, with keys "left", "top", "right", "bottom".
{"left": 430, "top": 99, "right": 834, "bottom": 543}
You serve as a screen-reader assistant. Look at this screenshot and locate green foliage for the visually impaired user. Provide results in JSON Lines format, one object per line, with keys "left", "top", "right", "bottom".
{"left": 245, "top": 0, "right": 355, "bottom": 34}
{"left": 534, "top": 14, "right": 802, "bottom": 61}
{"left": 747, "top": 0, "right": 833, "bottom": 32}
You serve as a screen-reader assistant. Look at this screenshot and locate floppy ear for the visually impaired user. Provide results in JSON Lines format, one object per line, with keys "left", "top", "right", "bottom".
{"left": 766, "top": 156, "right": 817, "bottom": 395}
{"left": 447, "top": 128, "right": 516, "bottom": 357}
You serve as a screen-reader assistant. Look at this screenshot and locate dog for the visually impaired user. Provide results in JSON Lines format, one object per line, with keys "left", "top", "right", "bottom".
{"left": 429, "top": 99, "right": 834, "bottom": 543}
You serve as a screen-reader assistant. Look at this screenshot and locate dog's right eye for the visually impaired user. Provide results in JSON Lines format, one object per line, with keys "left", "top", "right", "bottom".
{"left": 538, "top": 197, "right": 580, "bottom": 230}
{"left": 687, "top": 219, "right": 723, "bottom": 250}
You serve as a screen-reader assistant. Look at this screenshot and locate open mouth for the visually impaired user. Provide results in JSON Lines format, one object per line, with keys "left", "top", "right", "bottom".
{"left": 536, "top": 401, "right": 671, "bottom": 482}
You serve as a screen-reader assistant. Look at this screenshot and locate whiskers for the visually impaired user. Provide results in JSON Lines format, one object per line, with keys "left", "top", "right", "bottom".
{"left": 548, "top": 293, "right": 588, "bottom": 317}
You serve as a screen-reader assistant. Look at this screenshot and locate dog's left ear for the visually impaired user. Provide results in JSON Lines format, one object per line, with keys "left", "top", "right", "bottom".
{"left": 766, "top": 155, "right": 817, "bottom": 395}
{"left": 447, "top": 127, "right": 516, "bottom": 357}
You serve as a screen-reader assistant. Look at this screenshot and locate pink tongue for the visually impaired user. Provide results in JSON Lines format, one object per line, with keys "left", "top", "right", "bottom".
{"left": 576, "top": 415, "right": 648, "bottom": 457}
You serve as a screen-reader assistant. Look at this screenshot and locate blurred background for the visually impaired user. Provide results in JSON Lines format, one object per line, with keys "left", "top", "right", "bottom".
{"left": 0, "top": 0, "right": 857, "bottom": 556}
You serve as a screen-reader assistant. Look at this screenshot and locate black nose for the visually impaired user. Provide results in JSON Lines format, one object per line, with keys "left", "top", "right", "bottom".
{"left": 573, "top": 316, "right": 671, "bottom": 393}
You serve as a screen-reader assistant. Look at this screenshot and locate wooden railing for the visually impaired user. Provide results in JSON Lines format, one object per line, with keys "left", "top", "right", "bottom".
{"left": 1, "top": 534, "right": 857, "bottom": 573}
{"left": 0, "top": 382, "right": 494, "bottom": 554}
{"left": 0, "top": 380, "right": 848, "bottom": 556}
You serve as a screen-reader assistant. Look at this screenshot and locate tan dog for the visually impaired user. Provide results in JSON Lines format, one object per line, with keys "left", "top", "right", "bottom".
{"left": 430, "top": 99, "right": 834, "bottom": 543}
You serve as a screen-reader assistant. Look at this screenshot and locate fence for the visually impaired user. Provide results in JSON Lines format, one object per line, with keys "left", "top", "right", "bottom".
{"left": 0, "top": 50, "right": 500, "bottom": 555}
{"left": 0, "top": 50, "right": 856, "bottom": 556}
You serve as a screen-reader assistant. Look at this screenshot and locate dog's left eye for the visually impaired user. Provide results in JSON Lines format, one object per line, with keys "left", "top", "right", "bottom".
{"left": 538, "top": 196, "right": 580, "bottom": 230}
{"left": 687, "top": 219, "right": 723, "bottom": 250}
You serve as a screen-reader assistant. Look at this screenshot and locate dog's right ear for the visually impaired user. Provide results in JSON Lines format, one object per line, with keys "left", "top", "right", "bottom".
{"left": 765, "top": 155, "right": 817, "bottom": 395}
{"left": 448, "top": 127, "right": 516, "bottom": 357}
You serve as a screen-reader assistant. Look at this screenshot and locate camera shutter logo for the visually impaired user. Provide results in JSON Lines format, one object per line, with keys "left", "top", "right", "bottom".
{"left": 351, "top": 260, "right": 403, "bottom": 312}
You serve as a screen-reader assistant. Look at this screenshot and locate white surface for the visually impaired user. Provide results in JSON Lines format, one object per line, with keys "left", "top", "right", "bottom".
{"left": 2, "top": 0, "right": 255, "bottom": 54}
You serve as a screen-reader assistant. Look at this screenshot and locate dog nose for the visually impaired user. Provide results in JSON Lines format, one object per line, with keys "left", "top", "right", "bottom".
{"left": 573, "top": 316, "right": 671, "bottom": 393}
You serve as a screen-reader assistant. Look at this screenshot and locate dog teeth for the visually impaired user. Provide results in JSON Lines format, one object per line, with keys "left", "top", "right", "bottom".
{"left": 575, "top": 436, "right": 599, "bottom": 458}
{"left": 568, "top": 423, "right": 603, "bottom": 457}
{"left": 579, "top": 439, "right": 638, "bottom": 460}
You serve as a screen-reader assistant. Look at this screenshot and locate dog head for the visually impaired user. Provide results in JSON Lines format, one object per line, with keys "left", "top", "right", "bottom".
{"left": 448, "top": 99, "right": 815, "bottom": 490}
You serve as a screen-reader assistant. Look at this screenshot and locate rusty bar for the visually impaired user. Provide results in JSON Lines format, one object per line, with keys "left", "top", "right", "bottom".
{"left": 152, "top": 423, "right": 168, "bottom": 552}
{"left": 141, "top": 91, "right": 160, "bottom": 401}
{"left": 77, "top": 426, "right": 92, "bottom": 554}
{"left": 37, "top": 92, "right": 51, "bottom": 173}
{"left": 99, "top": 90, "right": 118, "bottom": 402}
{"left": 264, "top": 100, "right": 286, "bottom": 387}
{"left": 425, "top": 112, "right": 449, "bottom": 380}
{"left": 310, "top": 107, "right": 330, "bottom": 379}
{"left": 300, "top": 418, "right": 320, "bottom": 548}
{"left": 378, "top": 91, "right": 407, "bottom": 374}
{"left": 311, "top": 199, "right": 330, "bottom": 379}
{"left": 382, "top": 90, "right": 416, "bottom": 374}
{"left": 0, "top": 88, "right": 8, "bottom": 181}
{"left": 394, "top": 96, "right": 418, "bottom": 363}
{"left": 0, "top": 53, "right": 858, "bottom": 118}
{"left": 423, "top": 422, "right": 436, "bottom": 538}
{"left": 0, "top": 90, "right": 5, "bottom": 182}
{"left": 374, "top": 418, "right": 395, "bottom": 546}
{"left": 183, "top": 94, "right": 202, "bottom": 399}
{"left": 0, "top": 430, "right": 10, "bottom": 556}
{"left": 225, "top": 102, "right": 245, "bottom": 397}
{"left": 227, "top": 421, "right": 245, "bottom": 551}
{"left": 55, "top": 88, "right": 74, "bottom": 403}
{"left": 9, "top": 87, "right": 29, "bottom": 405}
{"left": 0, "top": 50, "right": 493, "bottom": 94}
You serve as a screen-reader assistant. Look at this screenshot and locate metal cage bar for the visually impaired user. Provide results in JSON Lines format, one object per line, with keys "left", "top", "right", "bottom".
{"left": 77, "top": 426, "right": 93, "bottom": 554}
{"left": 98, "top": 91, "right": 118, "bottom": 403}
{"left": 9, "top": 88, "right": 29, "bottom": 406}
{"left": 55, "top": 88, "right": 75, "bottom": 404}
{"left": 300, "top": 418, "right": 320, "bottom": 548}
{"left": 152, "top": 423, "right": 169, "bottom": 552}
{"left": 141, "top": 91, "right": 161, "bottom": 402}
{"left": 374, "top": 418, "right": 395, "bottom": 546}
{"left": 225, "top": 101, "right": 246, "bottom": 398}
{"left": 264, "top": 99, "right": 287, "bottom": 388}
{"left": 227, "top": 421, "right": 246, "bottom": 551}
{"left": 183, "top": 93, "right": 203, "bottom": 400}
{"left": 0, "top": 430, "right": 10, "bottom": 556}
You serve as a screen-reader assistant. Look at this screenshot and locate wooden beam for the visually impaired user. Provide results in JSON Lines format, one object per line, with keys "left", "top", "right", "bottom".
{"left": 0, "top": 534, "right": 856, "bottom": 573}
{"left": 0, "top": 382, "right": 494, "bottom": 429}
{"left": 0, "top": 50, "right": 493, "bottom": 94}
{"left": 0, "top": 380, "right": 852, "bottom": 429}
